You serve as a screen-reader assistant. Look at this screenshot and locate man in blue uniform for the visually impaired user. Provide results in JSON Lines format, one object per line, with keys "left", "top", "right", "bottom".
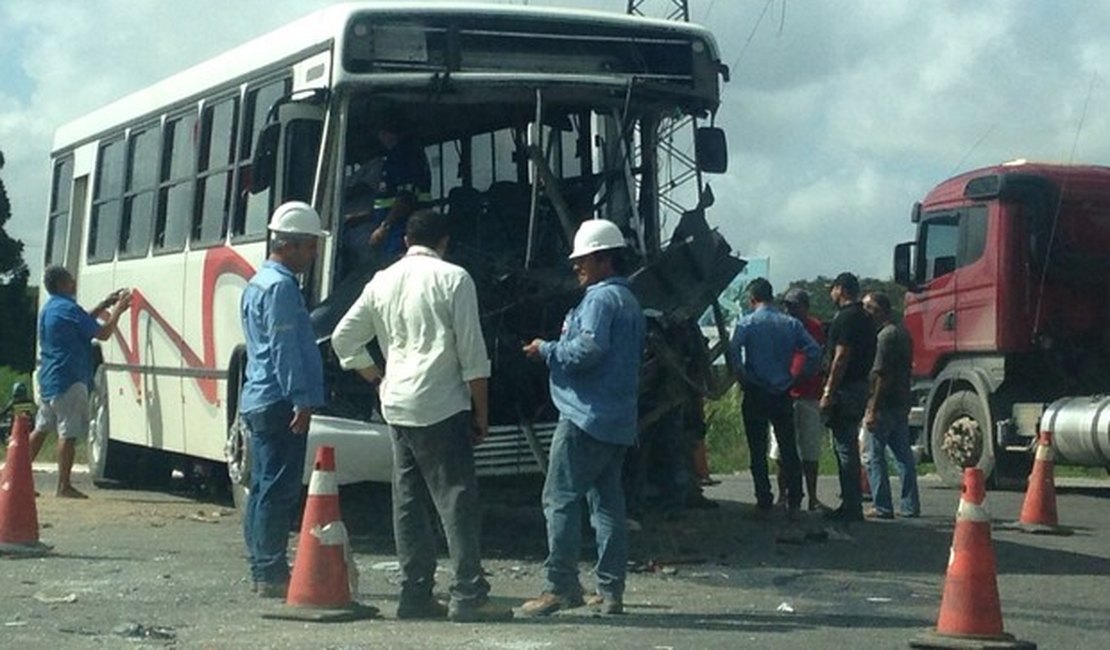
{"left": 519, "top": 219, "right": 646, "bottom": 618}
{"left": 367, "top": 114, "right": 432, "bottom": 261}
{"left": 239, "top": 201, "right": 328, "bottom": 598}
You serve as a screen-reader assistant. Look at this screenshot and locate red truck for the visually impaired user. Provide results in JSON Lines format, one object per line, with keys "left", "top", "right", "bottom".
{"left": 894, "top": 160, "right": 1110, "bottom": 486}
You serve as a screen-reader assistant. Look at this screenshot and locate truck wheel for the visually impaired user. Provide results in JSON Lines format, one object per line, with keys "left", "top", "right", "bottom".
{"left": 931, "top": 390, "right": 996, "bottom": 488}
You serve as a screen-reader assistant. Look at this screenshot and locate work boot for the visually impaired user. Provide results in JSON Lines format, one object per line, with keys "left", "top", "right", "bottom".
{"left": 516, "top": 591, "right": 585, "bottom": 618}
{"left": 586, "top": 593, "right": 624, "bottom": 615}
{"left": 448, "top": 598, "right": 513, "bottom": 622}
{"left": 255, "top": 580, "right": 289, "bottom": 599}
{"left": 397, "top": 598, "right": 448, "bottom": 620}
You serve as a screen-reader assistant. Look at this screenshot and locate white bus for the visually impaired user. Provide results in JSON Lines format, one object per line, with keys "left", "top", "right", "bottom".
{"left": 43, "top": 3, "right": 740, "bottom": 496}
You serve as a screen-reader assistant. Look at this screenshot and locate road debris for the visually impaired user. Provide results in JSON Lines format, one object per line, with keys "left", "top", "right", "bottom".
{"left": 112, "top": 622, "right": 177, "bottom": 641}
{"left": 33, "top": 592, "right": 77, "bottom": 604}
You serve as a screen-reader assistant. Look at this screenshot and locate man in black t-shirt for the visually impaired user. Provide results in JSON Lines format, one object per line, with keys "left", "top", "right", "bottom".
{"left": 819, "top": 272, "right": 876, "bottom": 522}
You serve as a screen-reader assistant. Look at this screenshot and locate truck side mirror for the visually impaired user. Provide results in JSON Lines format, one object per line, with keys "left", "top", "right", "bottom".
{"left": 894, "top": 241, "right": 916, "bottom": 290}
{"left": 695, "top": 127, "right": 728, "bottom": 174}
{"left": 251, "top": 123, "right": 280, "bottom": 193}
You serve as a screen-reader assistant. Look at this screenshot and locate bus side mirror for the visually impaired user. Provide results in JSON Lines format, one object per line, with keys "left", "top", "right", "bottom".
{"left": 251, "top": 123, "right": 281, "bottom": 193}
{"left": 695, "top": 127, "right": 728, "bottom": 174}
{"left": 894, "top": 241, "right": 916, "bottom": 290}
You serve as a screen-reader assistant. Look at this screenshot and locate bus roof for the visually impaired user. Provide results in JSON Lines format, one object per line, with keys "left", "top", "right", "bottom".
{"left": 53, "top": 2, "right": 721, "bottom": 152}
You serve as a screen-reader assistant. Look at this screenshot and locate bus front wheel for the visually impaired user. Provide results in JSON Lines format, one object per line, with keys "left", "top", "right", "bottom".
{"left": 225, "top": 410, "right": 251, "bottom": 512}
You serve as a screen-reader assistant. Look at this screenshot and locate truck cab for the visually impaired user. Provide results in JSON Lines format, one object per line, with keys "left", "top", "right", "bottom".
{"left": 894, "top": 161, "right": 1110, "bottom": 485}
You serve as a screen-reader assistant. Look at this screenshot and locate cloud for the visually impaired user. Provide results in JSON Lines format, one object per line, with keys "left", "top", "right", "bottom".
{"left": 2, "top": 0, "right": 1110, "bottom": 292}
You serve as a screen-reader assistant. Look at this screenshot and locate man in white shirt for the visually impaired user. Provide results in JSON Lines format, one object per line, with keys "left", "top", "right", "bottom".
{"left": 331, "top": 210, "right": 508, "bottom": 623}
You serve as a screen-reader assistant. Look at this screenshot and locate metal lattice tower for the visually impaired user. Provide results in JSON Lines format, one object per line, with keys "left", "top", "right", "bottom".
{"left": 626, "top": 0, "right": 701, "bottom": 230}
{"left": 626, "top": 0, "right": 690, "bottom": 22}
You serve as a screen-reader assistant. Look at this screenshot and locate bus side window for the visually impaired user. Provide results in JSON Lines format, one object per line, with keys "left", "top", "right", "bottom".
{"left": 194, "top": 96, "right": 239, "bottom": 247}
{"left": 155, "top": 111, "right": 197, "bottom": 254}
{"left": 89, "top": 138, "right": 125, "bottom": 264}
{"left": 45, "top": 157, "right": 75, "bottom": 267}
{"left": 119, "top": 124, "right": 159, "bottom": 259}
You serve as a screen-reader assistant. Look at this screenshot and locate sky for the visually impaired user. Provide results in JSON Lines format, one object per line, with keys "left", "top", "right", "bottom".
{"left": 3, "top": 0, "right": 1110, "bottom": 290}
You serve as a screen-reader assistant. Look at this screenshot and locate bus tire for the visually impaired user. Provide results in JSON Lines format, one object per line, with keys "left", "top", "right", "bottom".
{"left": 88, "top": 365, "right": 131, "bottom": 487}
{"left": 225, "top": 405, "right": 251, "bottom": 512}
{"left": 930, "top": 389, "right": 996, "bottom": 488}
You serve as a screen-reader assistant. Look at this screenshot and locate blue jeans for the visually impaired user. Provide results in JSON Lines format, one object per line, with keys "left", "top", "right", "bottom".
{"left": 865, "top": 409, "right": 920, "bottom": 517}
{"left": 242, "top": 401, "right": 306, "bottom": 584}
{"left": 542, "top": 419, "right": 629, "bottom": 600}
{"left": 742, "top": 385, "right": 802, "bottom": 509}
{"left": 825, "top": 380, "right": 868, "bottom": 515}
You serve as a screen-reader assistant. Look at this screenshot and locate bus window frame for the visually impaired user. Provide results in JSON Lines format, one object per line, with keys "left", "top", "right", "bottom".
{"left": 45, "top": 156, "right": 75, "bottom": 267}
{"left": 153, "top": 108, "right": 199, "bottom": 257}
{"left": 88, "top": 136, "right": 126, "bottom": 265}
{"left": 230, "top": 75, "right": 293, "bottom": 245}
{"left": 118, "top": 121, "right": 162, "bottom": 260}
{"left": 192, "top": 93, "right": 241, "bottom": 250}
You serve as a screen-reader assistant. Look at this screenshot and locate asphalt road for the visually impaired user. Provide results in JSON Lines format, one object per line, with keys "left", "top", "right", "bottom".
{"left": 2, "top": 468, "right": 1107, "bottom": 649}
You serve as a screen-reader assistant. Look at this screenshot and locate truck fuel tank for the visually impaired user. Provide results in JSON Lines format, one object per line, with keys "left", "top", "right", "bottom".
{"left": 1040, "top": 396, "right": 1110, "bottom": 467}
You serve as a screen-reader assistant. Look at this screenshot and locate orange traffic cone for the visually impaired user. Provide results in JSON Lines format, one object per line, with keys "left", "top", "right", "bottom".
{"left": 262, "top": 446, "right": 376, "bottom": 622}
{"left": 1003, "top": 431, "right": 1070, "bottom": 535}
{"left": 0, "top": 413, "right": 52, "bottom": 556}
{"left": 911, "top": 468, "right": 1035, "bottom": 649}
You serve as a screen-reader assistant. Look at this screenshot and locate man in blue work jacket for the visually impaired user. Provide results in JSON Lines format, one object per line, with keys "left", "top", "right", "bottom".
{"left": 367, "top": 114, "right": 432, "bottom": 261}
{"left": 729, "top": 278, "right": 821, "bottom": 516}
{"left": 239, "top": 201, "right": 328, "bottom": 598}
{"left": 519, "top": 219, "right": 646, "bottom": 618}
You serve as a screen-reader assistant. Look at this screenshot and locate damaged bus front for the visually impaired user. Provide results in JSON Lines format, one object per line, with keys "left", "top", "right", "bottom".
{"left": 233, "top": 5, "right": 742, "bottom": 489}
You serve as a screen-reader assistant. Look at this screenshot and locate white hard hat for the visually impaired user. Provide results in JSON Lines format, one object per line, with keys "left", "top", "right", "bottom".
{"left": 569, "top": 219, "right": 626, "bottom": 259}
{"left": 268, "top": 201, "right": 329, "bottom": 238}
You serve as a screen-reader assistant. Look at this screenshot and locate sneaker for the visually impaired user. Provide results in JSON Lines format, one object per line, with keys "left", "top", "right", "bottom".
{"left": 823, "top": 506, "right": 864, "bottom": 522}
{"left": 517, "top": 591, "right": 585, "bottom": 618}
{"left": 448, "top": 599, "right": 513, "bottom": 623}
{"left": 864, "top": 507, "right": 894, "bottom": 520}
{"left": 397, "top": 599, "right": 448, "bottom": 620}
{"left": 586, "top": 593, "right": 624, "bottom": 615}
{"left": 255, "top": 580, "right": 289, "bottom": 599}
{"left": 899, "top": 510, "right": 921, "bottom": 519}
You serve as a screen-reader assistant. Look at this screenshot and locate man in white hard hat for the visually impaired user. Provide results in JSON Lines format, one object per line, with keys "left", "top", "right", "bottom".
{"left": 519, "top": 219, "right": 646, "bottom": 617}
{"left": 239, "top": 201, "right": 328, "bottom": 598}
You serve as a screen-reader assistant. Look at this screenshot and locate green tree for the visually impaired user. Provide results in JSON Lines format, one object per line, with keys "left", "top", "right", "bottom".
{"left": 0, "top": 149, "right": 36, "bottom": 372}
{"left": 776, "top": 275, "right": 907, "bottom": 323}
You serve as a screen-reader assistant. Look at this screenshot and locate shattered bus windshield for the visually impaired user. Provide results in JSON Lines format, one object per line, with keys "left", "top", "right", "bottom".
{"left": 320, "top": 91, "right": 652, "bottom": 433}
